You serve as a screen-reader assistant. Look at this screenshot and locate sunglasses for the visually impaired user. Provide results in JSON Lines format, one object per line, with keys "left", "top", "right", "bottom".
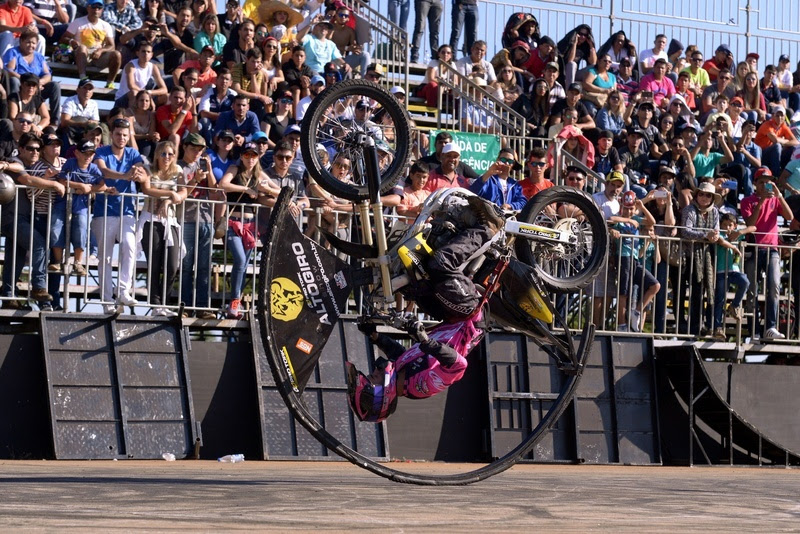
{"left": 265, "top": 44, "right": 278, "bottom": 49}
{"left": 731, "top": 102, "right": 743, "bottom": 107}
{"left": 89, "top": 4, "right": 103, "bottom": 8}
{"left": 578, "top": 32, "right": 588, "bottom": 37}
{"left": 365, "top": 74, "right": 381, "bottom": 80}
{"left": 255, "top": 139, "right": 269, "bottom": 144}
{"left": 280, "top": 98, "right": 292, "bottom": 104}
{"left": 160, "top": 151, "right": 175, "bottom": 157}
{"left": 692, "top": 57, "right": 703, "bottom": 61}
{"left": 23, "top": 145, "right": 41, "bottom": 152}
{"left": 672, "top": 143, "right": 684, "bottom": 149}
{"left": 274, "top": 154, "right": 292, "bottom": 161}
{"left": 498, "top": 157, "right": 516, "bottom": 165}
{"left": 333, "top": 161, "right": 351, "bottom": 169}
{"left": 16, "top": 118, "right": 33, "bottom": 124}
{"left": 78, "top": 149, "right": 96, "bottom": 154}
{"left": 337, "top": 13, "right": 349, "bottom": 18}
{"left": 697, "top": 192, "right": 713, "bottom": 198}
{"left": 242, "top": 151, "right": 258, "bottom": 158}
{"left": 567, "top": 176, "right": 585, "bottom": 181}
{"left": 528, "top": 160, "right": 546, "bottom": 167}
{"left": 220, "top": 136, "right": 234, "bottom": 142}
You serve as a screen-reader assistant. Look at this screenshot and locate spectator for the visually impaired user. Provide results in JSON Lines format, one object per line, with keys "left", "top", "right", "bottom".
{"left": 409, "top": 0, "right": 441, "bottom": 64}
{"left": 186, "top": 0, "right": 212, "bottom": 37}
{"left": 92, "top": 118, "right": 147, "bottom": 313}
{"left": 789, "top": 60, "right": 800, "bottom": 115}
{"left": 120, "top": 16, "right": 167, "bottom": 65}
{"left": 489, "top": 41, "right": 530, "bottom": 88}
{"left": 424, "top": 142, "right": 469, "bottom": 191}
{"left": 760, "top": 64, "right": 786, "bottom": 116}
{"left": 470, "top": 148, "right": 526, "bottom": 210}
{"left": 454, "top": 39, "right": 495, "bottom": 83}
{"left": 218, "top": 141, "right": 278, "bottom": 319}
{"left": 495, "top": 60, "right": 522, "bottom": 106}
{"left": 754, "top": 106, "right": 798, "bottom": 175}
{"left": 216, "top": 0, "right": 242, "bottom": 39}
{"left": 62, "top": 0, "right": 121, "bottom": 89}
{"left": 0, "top": 0, "right": 44, "bottom": 56}
{"left": 60, "top": 78, "right": 100, "bottom": 144}
{"left": 741, "top": 168, "right": 793, "bottom": 339}
{"left": 141, "top": 0, "right": 167, "bottom": 25}
{"left": 701, "top": 68, "right": 735, "bottom": 114}
{"left": 262, "top": 89, "right": 295, "bottom": 148}
{"left": 618, "top": 126, "right": 651, "bottom": 196}
{"left": 733, "top": 61, "right": 751, "bottom": 92}
{"left": 639, "top": 57, "right": 675, "bottom": 110}
{"left": 282, "top": 44, "right": 315, "bottom": 104}
{"left": 126, "top": 90, "right": 158, "bottom": 160}
{"left": 214, "top": 94, "right": 260, "bottom": 148}
{"left": 597, "top": 30, "right": 637, "bottom": 73}
{"left": 27, "top": 0, "right": 70, "bottom": 43}
{"left": 638, "top": 34, "right": 668, "bottom": 76}
{"left": 301, "top": 19, "right": 348, "bottom": 76}
{"left": 548, "top": 124, "right": 595, "bottom": 177}
{"left": 155, "top": 85, "right": 196, "bottom": 148}
{"left": 593, "top": 129, "right": 624, "bottom": 180}
{"left": 612, "top": 191, "right": 660, "bottom": 331}
{"left": 519, "top": 147, "right": 555, "bottom": 199}
{"left": 548, "top": 83, "right": 595, "bottom": 131}
{"left": 745, "top": 52, "right": 759, "bottom": 73}
{"left": 525, "top": 35, "right": 555, "bottom": 80}
{"left": 775, "top": 54, "right": 793, "bottom": 103}
{"left": 232, "top": 47, "right": 272, "bottom": 119}
{"left": 682, "top": 49, "right": 710, "bottom": 99}
{"left": 730, "top": 120, "right": 760, "bottom": 197}
{"left": 645, "top": 182, "right": 678, "bottom": 333}
{"left": 53, "top": 139, "right": 105, "bottom": 279}
{"left": 397, "top": 161, "right": 431, "bottom": 221}
{"left": 680, "top": 181, "right": 721, "bottom": 335}
{"left": 330, "top": 6, "right": 368, "bottom": 77}
{"left": 581, "top": 53, "right": 617, "bottom": 115}
{"left": 674, "top": 72, "right": 697, "bottom": 111}
{"left": 173, "top": 44, "right": 217, "bottom": 94}
{"left": 116, "top": 40, "right": 168, "bottom": 109}
{"left": 615, "top": 57, "right": 638, "bottom": 103}
{"left": 193, "top": 11, "right": 225, "bottom": 57}
{"left": 691, "top": 128, "right": 734, "bottom": 181}
{"left": 595, "top": 90, "right": 626, "bottom": 135}
{"left": 557, "top": 24, "right": 596, "bottom": 85}
{"left": 712, "top": 212, "right": 752, "bottom": 340}
{"left": 703, "top": 44, "right": 734, "bottom": 82}
{"left": 162, "top": 5, "right": 197, "bottom": 74}
{"left": 387, "top": 0, "right": 410, "bottom": 32}
{"left": 448, "top": 0, "right": 477, "bottom": 57}
{"left": 102, "top": 0, "right": 142, "bottom": 41}
{"left": 261, "top": 138, "right": 308, "bottom": 217}
{"left": 737, "top": 70, "right": 766, "bottom": 123}
{"left": 591, "top": 170, "right": 624, "bottom": 327}
{"left": 629, "top": 100, "right": 666, "bottom": 159}
{"left": 501, "top": 12, "right": 538, "bottom": 51}
{"left": 8, "top": 72, "right": 49, "bottom": 135}
{"left": 419, "top": 131, "right": 479, "bottom": 181}
{"left": 296, "top": 74, "right": 324, "bottom": 121}
{"left": 221, "top": 16, "right": 254, "bottom": 70}
{"left": 197, "top": 67, "right": 235, "bottom": 144}
{"left": 542, "top": 60, "right": 565, "bottom": 106}
{"left": 260, "top": 35, "right": 284, "bottom": 91}
{"left": 510, "top": 77, "right": 549, "bottom": 138}
{"left": 179, "top": 133, "right": 216, "bottom": 318}
{"left": 3, "top": 28, "right": 60, "bottom": 119}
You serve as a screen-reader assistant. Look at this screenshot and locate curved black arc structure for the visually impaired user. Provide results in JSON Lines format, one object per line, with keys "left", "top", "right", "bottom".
{"left": 256, "top": 188, "right": 590, "bottom": 485}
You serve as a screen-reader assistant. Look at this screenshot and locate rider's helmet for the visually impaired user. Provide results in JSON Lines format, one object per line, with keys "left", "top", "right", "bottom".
{"left": 345, "top": 359, "right": 399, "bottom": 423}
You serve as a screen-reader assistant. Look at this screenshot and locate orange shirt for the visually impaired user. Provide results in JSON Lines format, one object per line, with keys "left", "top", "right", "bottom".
{"left": 520, "top": 178, "right": 553, "bottom": 199}
{"left": 0, "top": 3, "right": 33, "bottom": 38}
{"left": 754, "top": 120, "right": 795, "bottom": 150}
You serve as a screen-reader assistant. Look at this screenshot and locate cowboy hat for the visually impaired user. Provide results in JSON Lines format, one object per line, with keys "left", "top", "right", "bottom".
{"left": 258, "top": 0, "right": 304, "bottom": 29}
{"left": 694, "top": 181, "right": 721, "bottom": 200}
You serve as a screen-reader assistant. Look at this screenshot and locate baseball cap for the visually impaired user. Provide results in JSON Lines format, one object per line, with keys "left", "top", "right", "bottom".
{"left": 87, "top": 0, "right": 103, "bottom": 5}
{"left": 217, "top": 129, "right": 235, "bottom": 140}
{"left": 599, "top": 129, "right": 614, "bottom": 139}
{"left": 182, "top": 132, "right": 206, "bottom": 146}
{"left": 545, "top": 61, "right": 559, "bottom": 71}
{"left": 285, "top": 124, "right": 302, "bottom": 136}
{"left": 774, "top": 105, "right": 787, "bottom": 115}
{"left": 607, "top": 171, "right": 625, "bottom": 183}
{"left": 241, "top": 142, "right": 259, "bottom": 154}
{"left": 200, "top": 45, "right": 215, "bottom": 55}
{"left": 746, "top": 52, "right": 760, "bottom": 59}
{"left": 20, "top": 73, "right": 39, "bottom": 86}
{"left": 638, "top": 101, "right": 655, "bottom": 111}
{"left": 441, "top": 142, "right": 461, "bottom": 155}
{"left": 780, "top": 54, "right": 790, "bottom": 63}
{"left": 355, "top": 99, "right": 372, "bottom": 109}
{"left": 43, "top": 133, "right": 60, "bottom": 146}
{"left": 538, "top": 36, "right": 555, "bottom": 48}
{"left": 621, "top": 190, "right": 637, "bottom": 208}
{"left": 619, "top": 57, "right": 632, "bottom": 66}
{"left": 390, "top": 86, "right": 405, "bottom": 95}
{"left": 659, "top": 165, "right": 678, "bottom": 177}
{"left": 567, "top": 82, "right": 582, "bottom": 93}
{"left": 77, "top": 140, "right": 97, "bottom": 152}
{"left": 730, "top": 96, "right": 744, "bottom": 106}
{"left": 510, "top": 40, "right": 531, "bottom": 53}
{"left": 716, "top": 44, "right": 732, "bottom": 56}
{"left": 251, "top": 131, "right": 268, "bottom": 142}
{"left": 78, "top": 78, "right": 95, "bottom": 89}
{"left": 754, "top": 167, "right": 772, "bottom": 180}
{"left": 627, "top": 126, "right": 646, "bottom": 137}
{"left": 310, "top": 74, "right": 325, "bottom": 86}
{"left": 84, "top": 120, "right": 102, "bottom": 133}
{"left": 367, "top": 63, "right": 385, "bottom": 77}
{"left": 315, "top": 19, "right": 333, "bottom": 29}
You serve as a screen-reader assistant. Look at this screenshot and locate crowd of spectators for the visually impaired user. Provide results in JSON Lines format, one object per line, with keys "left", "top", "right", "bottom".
{"left": 2, "top": 0, "right": 800, "bottom": 342}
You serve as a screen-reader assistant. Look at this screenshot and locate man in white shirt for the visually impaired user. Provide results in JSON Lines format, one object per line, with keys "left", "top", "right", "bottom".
{"left": 454, "top": 40, "right": 496, "bottom": 83}
{"left": 638, "top": 34, "right": 668, "bottom": 76}
{"left": 60, "top": 0, "right": 121, "bottom": 89}
{"left": 296, "top": 74, "right": 325, "bottom": 121}
{"left": 60, "top": 77, "right": 101, "bottom": 143}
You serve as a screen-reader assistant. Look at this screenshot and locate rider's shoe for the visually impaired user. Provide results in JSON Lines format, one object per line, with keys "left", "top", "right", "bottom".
{"left": 467, "top": 196, "right": 505, "bottom": 236}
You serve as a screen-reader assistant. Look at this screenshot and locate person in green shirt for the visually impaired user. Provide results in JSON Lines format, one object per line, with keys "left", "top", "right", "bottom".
{"left": 692, "top": 126, "right": 733, "bottom": 180}
{"left": 712, "top": 212, "right": 755, "bottom": 340}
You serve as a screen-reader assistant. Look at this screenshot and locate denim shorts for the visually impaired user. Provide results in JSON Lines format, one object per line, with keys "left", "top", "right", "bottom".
{"left": 51, "top": 208, "right": 89, "bottom": 250}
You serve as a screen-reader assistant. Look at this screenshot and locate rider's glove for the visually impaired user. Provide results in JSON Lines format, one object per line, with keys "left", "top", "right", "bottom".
{"left": 406, "top": 320, "right": 429, "bottom": 343}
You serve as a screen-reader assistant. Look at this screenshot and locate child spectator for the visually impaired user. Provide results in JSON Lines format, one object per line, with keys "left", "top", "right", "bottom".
{"left": 712, "top": 212, "right": 753, "bottom": 340}
{"left": 53, "top": 140, "right": 106, "bottom": 276}
{"left": 397, "top": 161, "right": 431, "bottom": 221}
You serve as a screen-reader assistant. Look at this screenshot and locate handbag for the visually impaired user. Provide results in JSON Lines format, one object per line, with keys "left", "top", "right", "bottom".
{"left": 583, "top": 90, "right": 608, "bottom": 108}
{"left": 658, "top": 238, "right": 683, "bottom": 267}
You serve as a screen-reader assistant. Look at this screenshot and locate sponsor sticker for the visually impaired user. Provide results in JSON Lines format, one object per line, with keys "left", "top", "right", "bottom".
{"left": 296, "top": 338, "right": 313, "bottom": 354}
{"left": 333, "top": 270, "right": 347, "bottom": 289}
{"left": 271, "top": 277, "right": 304, "bottom": 322}
{"left": 280, "top": 346, "right": 300, "bottom": 392}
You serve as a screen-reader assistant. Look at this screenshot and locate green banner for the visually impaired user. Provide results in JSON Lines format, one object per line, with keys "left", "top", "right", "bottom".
{"left": 429, "top": 130, "right": 501, "bottom": 174}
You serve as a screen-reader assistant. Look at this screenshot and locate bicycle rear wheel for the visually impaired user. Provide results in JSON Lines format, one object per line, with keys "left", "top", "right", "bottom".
{"left": 300, "top": 79, "right": 411, "bottom": 202}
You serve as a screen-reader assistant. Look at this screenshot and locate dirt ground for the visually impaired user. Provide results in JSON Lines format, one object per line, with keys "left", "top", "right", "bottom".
{"left": 0, "top": 460, "right": 796, "bottom": 532}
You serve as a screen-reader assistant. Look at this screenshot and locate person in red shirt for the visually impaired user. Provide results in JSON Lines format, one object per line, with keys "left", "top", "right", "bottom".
{"left": 675, "top": 71, "right": 697, "bottom": 110}
{"left": 703, "top": 44, "right": 734, "bottom": 82}
{"left": 519, "top": 146, "right": 553, "bottom": 199}
{"left": 0, "top": 0, "right": 43, "bottom": 56}
{"left": 173, "top": 45, "right": 218, "bottom": 91}
{"left": 525, "top": 35, "right": 555, "bottom": 80}
{"left": 424, "top": 142, "right": 470, "bottom": 192}
{"left": 156, "top": 85, "right": 196, "bottom": 148}
{"left": 754, "top": 106, "right": 799, "bottom": 175}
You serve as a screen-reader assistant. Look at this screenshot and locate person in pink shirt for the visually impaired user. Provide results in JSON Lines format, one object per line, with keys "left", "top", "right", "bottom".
{"left": 397, "top": 161, "right": 432, "bottom": 221}
{"left": 424, "top": 142, "right": 470, "bottom": 191}
{"left": 740, "top": 168, "right": 794, "bottom": 339}
{"left": 638, "top": 57, "right": 676, "bottom": 110}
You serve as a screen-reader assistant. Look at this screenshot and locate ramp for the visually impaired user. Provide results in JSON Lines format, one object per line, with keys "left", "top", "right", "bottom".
{"left": 40, "top": 314, "right": 197, "bottom": 460}
{"left": 656, "top": 345, "right": 800, "bottom": 466}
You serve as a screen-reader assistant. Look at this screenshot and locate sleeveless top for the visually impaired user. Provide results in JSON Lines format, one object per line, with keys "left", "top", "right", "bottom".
{"left": 145, "top": 170, "right": 182, "bottom": 222}
{"left": 225, "top": 165, "right": 261, "bottom": 216}
{"left": 118, "top": 60, "right": 154, "bottom": 97}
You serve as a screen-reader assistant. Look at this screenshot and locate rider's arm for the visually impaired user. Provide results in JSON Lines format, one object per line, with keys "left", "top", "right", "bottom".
{"left": 372, "top": 333, "right": 406, "bottom": 361}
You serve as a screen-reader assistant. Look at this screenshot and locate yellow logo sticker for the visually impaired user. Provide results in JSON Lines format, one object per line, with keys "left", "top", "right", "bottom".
{"left": 271, "top": 277, "right": 304, "bottom": 322}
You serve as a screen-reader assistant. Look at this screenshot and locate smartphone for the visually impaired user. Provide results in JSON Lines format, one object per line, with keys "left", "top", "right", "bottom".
{"left": 654, "top": 190, "right": 668, "bottom": 199}
{"left": 722, "top": 180, "right": 738, "bottom": 190}
{"left": 641, "top": 91, "right": 653, "bottom": 101}
{"left": 765, "top": 183, "right": 774, "bottom": 192}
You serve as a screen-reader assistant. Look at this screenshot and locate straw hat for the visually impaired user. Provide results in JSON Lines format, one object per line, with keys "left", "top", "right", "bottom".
{"left": 695, "top": 181, "right": 721, "bottom": 200}
{"left": 258, "top": 0, "right": 304, "bottom": 29}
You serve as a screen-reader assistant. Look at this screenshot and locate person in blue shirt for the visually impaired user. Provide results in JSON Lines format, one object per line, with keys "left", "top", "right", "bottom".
{"left": 92, "top": 117, "right": 148, "bottom": 313}
{"left": 3, "top": 29, "right": 62, "bottom": 119}
{"left": 53, "top": 140, "right": 106, "bottom": 277}
{"left": 213, "top": 94, "right": 261, "bottom": 154}
{"left": 469, "top": 148, "right": 527, "bottom": 211}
